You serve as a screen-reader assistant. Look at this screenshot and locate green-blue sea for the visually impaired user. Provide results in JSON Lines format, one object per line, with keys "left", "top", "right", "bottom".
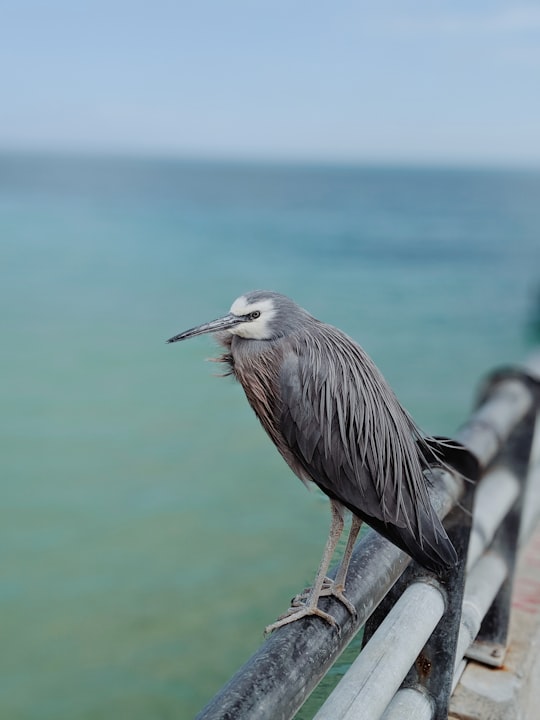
{"left": 2, "top": 153, "right": 540, "bottom": 719}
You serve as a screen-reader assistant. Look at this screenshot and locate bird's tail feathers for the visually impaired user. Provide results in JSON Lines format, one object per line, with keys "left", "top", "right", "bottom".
{"left": 366, "top": 507, "right": 458, "bottom": 574}
{"left": 402, "top": 508, "right": 458, "bottom": 573}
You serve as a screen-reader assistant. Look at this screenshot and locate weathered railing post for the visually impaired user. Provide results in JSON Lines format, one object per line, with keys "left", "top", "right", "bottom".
{"left": 312, "top": 361, "right": 538, "bottom": 720}
{"left": 465, "top": 368, "right": 540, "bottom": 667}
{"left": 360, "top": 454, "right": 478, "bottom": 720}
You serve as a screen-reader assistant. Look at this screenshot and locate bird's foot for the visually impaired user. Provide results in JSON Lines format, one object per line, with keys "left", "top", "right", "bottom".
{"left": 291, "top": 577, "right": 357, "bottom": 618}
{"left": 264, "top": 576, "right": 358, "bottom": 635}
{"left": 318, "top": 578, "right": 357, "bottom": 618}
{"left": 264, "top": 602, "right": 338, "bottom": 635}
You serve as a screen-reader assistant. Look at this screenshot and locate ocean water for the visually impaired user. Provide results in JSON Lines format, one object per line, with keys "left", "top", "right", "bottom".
{"left": 2, "top": 153, "right": 540, "bottom": 719}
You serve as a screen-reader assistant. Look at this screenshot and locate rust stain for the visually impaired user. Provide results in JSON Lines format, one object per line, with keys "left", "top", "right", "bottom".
{"left": 416, "top": 654, "right": 432, "bottom": 679}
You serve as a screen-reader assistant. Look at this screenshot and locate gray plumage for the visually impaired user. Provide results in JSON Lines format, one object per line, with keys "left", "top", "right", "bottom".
{"left": 168, "top": 290, "right": 457, "bottom": 630}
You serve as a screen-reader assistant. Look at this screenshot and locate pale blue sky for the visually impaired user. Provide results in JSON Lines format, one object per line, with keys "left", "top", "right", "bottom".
{"left": 1, "top": 1, "right": 539, "bottom": 165}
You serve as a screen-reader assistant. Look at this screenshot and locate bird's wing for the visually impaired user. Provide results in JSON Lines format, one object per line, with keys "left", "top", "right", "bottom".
{"left": 278, "top": 328, "right": 438, "bottom": 537}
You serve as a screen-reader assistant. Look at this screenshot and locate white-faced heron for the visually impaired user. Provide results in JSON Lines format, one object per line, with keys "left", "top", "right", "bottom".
{"left": 167, "top": 291, "right": 458, "bottom": 632}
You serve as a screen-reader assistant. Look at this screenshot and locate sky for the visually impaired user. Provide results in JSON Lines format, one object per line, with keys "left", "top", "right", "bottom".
{"left": 1, "top": 1, "right": 540, "bottom": 166}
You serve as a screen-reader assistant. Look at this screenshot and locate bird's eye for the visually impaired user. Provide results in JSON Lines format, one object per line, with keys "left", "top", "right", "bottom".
{"left": 250, "top": 311, "right": 261, "bottom": 320}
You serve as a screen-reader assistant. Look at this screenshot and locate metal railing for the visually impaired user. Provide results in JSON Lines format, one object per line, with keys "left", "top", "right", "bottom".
{"left": 196, "top": 352, "right": 540, "bottom": 720}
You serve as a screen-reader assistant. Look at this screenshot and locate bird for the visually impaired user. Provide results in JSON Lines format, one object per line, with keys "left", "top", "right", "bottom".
{"left": 167, "top": 290, "right": 458, "bottom": 633}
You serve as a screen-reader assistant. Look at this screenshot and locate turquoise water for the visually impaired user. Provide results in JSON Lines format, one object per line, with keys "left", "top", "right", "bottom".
{"left": 2, "top": 154, "right": 540, "bottom": 718}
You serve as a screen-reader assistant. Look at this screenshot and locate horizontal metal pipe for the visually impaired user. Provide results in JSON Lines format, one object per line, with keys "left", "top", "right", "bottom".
{"left": 452, "top": 659, "right": 467, "bottom": 697}
{"left": 374, "top": 552, "right": 507, "bottom": 720}
{"left": 532, "top": 417, "right": 540, "bottom": 465}
{"left": 523, "top": 352, "right": 540, "bottom": 459}
{"left": 467, "top": 466, "right": 520, "bottom": 569}
{"left": 380, "top": 687, "right": 434, "bottom": 720}
{"left": 520, "top": 461, "right": 540, "bottom": 545}
{"left": 454, "top": 552, "right": 508, "bottom": 681}
{"left": 382, "top": 454, "right": 540, "bottom": 720}
{"left": 195, "top": 528, "right": 415, "bottom": 720}
{"left": 523, "top": 349, "right": 540, "bottom": 381}
{"left": 455, "top": 378, "right": 532, "bottom": 468}
{"left": 313, "top": 582, "right": 445, "bottom": 720}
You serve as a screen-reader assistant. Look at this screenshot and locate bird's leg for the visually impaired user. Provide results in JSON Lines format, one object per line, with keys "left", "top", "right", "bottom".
{"left": 317, "top": 515, "right": 362, "bottom": 617}
{"left": 265, "top": 500, "right": 345, "bottom": 634}
{"left": 290, "top": 514, "right": 362, "bottom": 612}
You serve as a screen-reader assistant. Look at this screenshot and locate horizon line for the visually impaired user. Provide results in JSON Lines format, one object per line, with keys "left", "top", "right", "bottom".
{"left": 1, "top": 144, "right": 540, "bottom": 173}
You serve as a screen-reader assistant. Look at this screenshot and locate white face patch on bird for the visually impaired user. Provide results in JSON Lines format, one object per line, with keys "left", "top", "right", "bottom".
{"left": 166, "top": 291, "right": 282, "bottom": 345}
{"left": 228, "top": 296, "right": 277, "bottom": 340}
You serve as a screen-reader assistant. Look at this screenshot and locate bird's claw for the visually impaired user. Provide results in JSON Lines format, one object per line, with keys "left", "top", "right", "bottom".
{"left": 264, "top": 577, "right": 358, "bottom": 635}
{"left": 319, "top": 581, "right": 358, "bottom": 618}
{"left": 290, "top": 577, "right": 357, "bottom": 618}
{"left": 290, "top": 576, "right": 332, "bottom": 604}
{"left": 264, "top": 604, "right": 338, "bottom": 635}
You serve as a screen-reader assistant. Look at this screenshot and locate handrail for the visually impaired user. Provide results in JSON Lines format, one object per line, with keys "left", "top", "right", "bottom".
{"left": 195, "top": 352, "right": 540, "bottom": 720}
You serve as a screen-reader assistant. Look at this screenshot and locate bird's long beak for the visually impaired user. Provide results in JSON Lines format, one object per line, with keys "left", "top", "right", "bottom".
{"left": 166, "top": 313, "right": 245, "bottom": 344}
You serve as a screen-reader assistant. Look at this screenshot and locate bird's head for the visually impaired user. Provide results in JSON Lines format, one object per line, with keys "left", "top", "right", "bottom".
{"left": 167, "top": 290, "right": 307, "bottom": 344}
